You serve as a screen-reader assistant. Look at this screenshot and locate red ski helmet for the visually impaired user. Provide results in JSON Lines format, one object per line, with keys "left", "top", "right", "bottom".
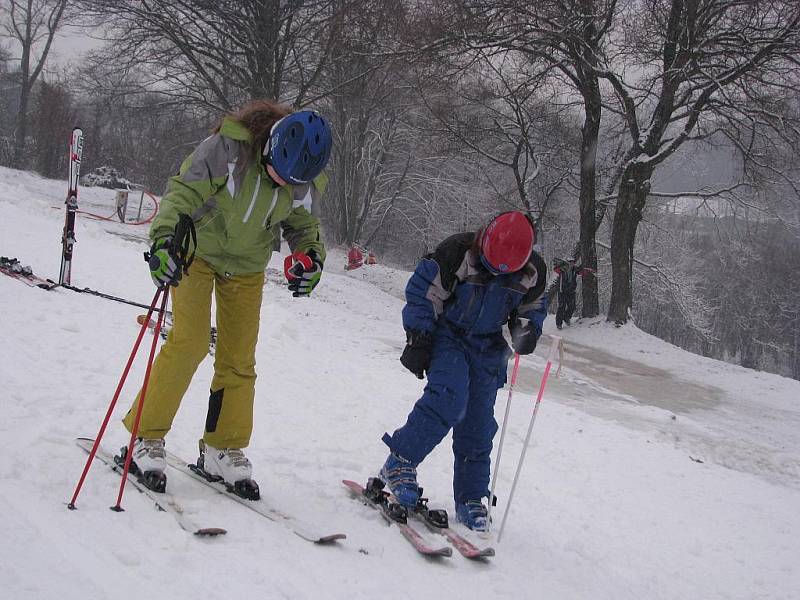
{"left": 479, "top": 211, "right": 535, "bottom": 274}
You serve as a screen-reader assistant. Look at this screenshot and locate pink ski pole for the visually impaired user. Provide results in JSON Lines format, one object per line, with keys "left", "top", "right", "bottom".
{"left": 486, "top": 352, "right": 521, "bottom": 533}
{"left": 497, "top": 335, "right": 562, "bottom": 542}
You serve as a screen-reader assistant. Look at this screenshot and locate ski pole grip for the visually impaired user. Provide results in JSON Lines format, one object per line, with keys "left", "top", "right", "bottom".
{"left": 284, "top": 252, "right": 313, "bottom": 280}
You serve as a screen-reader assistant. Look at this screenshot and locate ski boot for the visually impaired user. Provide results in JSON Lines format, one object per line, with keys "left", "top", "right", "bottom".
{"left": 116, "top": 438, "right": 167, "bottom": 493}
{"left": 194, "top": 440, "right": 260, "bottom": 500}
{"left": 379, "top": 452, "right": 421, "bottom": 508}
{"left": 455, "top": 499, "right": 490, "bottom": 532}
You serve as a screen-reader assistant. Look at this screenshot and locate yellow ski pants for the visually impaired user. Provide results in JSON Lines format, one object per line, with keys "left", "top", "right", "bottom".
{"left": 123, "top": 258, "right": 264, "bottom": 448}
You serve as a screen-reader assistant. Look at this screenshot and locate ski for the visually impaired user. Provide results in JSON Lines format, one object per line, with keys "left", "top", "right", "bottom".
{"left": 0, "top": 257, "right": 57, "bottom": 289}
{"left": 136, "top": 314, "right": 217, "bottom": 356}
{"left": 74, "top": 438, "right": 226, "bottom": 537}
{"left": 165, "top": 451, "right": 345, "bottom": 545}
{"left": 411, "top": 495, "right": 495, "bottom": 559}
{"left": 342, "top": 479, "right": 452, "bottom": 558}
{"left": 60, "top": 127, "right": 84, "bottom": 285}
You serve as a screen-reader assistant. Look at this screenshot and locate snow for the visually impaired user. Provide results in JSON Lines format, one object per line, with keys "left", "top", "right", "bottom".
{"left": 1, "top": 165, "right": 799, "bottom": 599}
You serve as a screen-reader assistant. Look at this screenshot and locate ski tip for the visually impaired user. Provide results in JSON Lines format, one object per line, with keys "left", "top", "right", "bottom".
{"left": 461, "top": 547, "right": 495, "bottom": 559}
{"left": 195, "top": 527, "right": 227, "bottom": 537}
{"left": 308, "top": 533, "right": 347, "bottom": 544}
{"left": 342, "top": 479, "right": 363, "bottom": 492}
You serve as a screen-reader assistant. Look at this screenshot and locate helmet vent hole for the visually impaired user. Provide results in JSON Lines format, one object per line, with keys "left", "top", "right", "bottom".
{"left": 315, "top": 134, "right": 320, "bottom": 143}
{"left": 282, "top": 148, "right": 288, "bottom": 158}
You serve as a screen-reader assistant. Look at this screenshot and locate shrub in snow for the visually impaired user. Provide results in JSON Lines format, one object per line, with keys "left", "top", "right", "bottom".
{"left": 81, "top": 166, "right": 136, "bottom": 189}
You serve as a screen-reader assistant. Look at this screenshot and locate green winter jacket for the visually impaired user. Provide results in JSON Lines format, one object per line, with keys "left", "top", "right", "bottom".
{"left": 150, "top": 117, "right": 327, "bottom": 276}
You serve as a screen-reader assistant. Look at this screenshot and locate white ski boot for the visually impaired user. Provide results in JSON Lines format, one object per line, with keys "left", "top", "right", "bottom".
{"left": 121, "top": 438, "right": 167, "bottom": 493}
{"left": 196, "top": 440, "right": 260, "bottom": 500}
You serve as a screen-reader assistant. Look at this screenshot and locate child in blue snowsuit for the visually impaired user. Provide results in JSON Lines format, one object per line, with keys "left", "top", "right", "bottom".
{"left": 377, "top": 211, "right": 548, "bottom": 531}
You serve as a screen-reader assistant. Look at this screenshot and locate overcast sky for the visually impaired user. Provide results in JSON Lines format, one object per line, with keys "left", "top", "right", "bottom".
{"left": 3, "top": 22, "right": 104, "bottom": 69}
{"left": 49, "top": 23, "right": 104, "bottom": 60}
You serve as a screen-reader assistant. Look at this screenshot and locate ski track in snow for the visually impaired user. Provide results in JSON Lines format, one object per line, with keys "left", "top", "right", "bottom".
{"left": 1, "top": 165, "right": 799, "bottom": 600}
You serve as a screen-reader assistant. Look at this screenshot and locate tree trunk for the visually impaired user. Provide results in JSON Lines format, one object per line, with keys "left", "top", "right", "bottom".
{"left": 13, "top": 86, "right": 30, "bottom": 168}
{"left": 607, "top": 162, "right": 652, "bottom": 324}
{"left": 793, "top": 314, "right": 799, "bottom": 381}
{"left": 13, "top": 4, "right": 33, "bottom": 169}
{"left": 578, "top": 80, "right": 601, "bottom": 317}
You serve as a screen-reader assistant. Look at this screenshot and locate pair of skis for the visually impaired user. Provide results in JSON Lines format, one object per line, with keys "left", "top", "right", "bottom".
{"left": 0, "top": 257, "right": 57, "bottom": 290}
{"left": 76, "top": 438, "right": 492, "bottom": 557}
{"left": 342, "top": 479, "right": 495, "bottom": 560}
{"left": 75, "top": 438, "right": 344, "bottom": 544}
{"left": 4, "top": 128, "right": 83, "bottom": 290}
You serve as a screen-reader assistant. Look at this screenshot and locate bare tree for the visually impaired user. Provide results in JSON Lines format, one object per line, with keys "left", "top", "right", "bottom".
{"left": 30, "top": 77, "right": 74, "bottom": 177}
{"left": 320, "top": 0, "right": 411, "bottom": 245}
{"left": 415, "top": 50, "right": 577, "bottom": 238}
{"left": 0, "top": 0, "right": 68, "bottom": 167}
{"left": 598, "top": 0, "right": 800, "bottom": 323}
{"left": 77, "top": 0, "right": 349, "bottom": 110}
{"left": 418, "top": 0, "right": 618, "bottom": 316}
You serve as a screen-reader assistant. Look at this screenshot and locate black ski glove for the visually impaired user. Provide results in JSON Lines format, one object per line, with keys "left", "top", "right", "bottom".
{"left": 400, "top": 330, "right": 433, "bottom": 379}
{"left": 509, "top": 317, "right": 538, "bottom": 355}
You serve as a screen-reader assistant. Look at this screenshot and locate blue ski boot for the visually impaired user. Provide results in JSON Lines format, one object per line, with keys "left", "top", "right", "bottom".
{"left": 379, "top": 453, "right": 420, "bottom": 508}
{"left": 455, "top": 500, "right": 490, "bottom": 532}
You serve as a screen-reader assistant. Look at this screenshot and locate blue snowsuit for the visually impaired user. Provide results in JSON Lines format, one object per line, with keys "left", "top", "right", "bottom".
{"left": 383, "top": 232, "right": 548, "bottom": 503}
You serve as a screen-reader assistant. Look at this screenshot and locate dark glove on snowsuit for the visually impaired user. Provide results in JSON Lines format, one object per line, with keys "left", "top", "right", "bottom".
{"left": 509, "top": 317, "right": 538, "bottom": 355}
{"left": 400, "top": 330, "right": 432, "bottom": 379}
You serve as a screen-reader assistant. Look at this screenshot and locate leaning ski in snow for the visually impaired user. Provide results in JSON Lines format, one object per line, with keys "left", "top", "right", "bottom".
{"left": 60, "top": 127, "right": 83, "bottom": 285}
{"left": 411, "top": 494, "right": 495, "bottom": 559}
{"left": 165, "top": 451, "right": 344, "bottom": 545}
{"left": 74, "top": 438, "right": 226, "bottom": 537}
{"left": 342, "top": 478, "right": 452, "bottom": 558}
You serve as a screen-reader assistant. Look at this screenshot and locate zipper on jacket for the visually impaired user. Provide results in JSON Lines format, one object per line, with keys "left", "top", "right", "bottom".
{"left": 242, "top": 173, "right": 262, "bottom": 223}
{"left": 226, "top": 162, "right": 237, "bottom": 197}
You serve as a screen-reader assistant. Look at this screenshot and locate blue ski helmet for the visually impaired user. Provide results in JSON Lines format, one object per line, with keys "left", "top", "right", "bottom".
{"left": 263, "top": 110, "right": 332, "bottom": 185}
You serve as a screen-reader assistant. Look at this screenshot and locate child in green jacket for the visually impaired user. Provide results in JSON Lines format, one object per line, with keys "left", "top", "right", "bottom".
{"left": 121, "top": 100, "right": 332, "bottom": 498}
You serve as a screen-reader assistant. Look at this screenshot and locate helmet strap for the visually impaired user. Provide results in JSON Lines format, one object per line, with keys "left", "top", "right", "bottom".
{"left": 480, "top": 253, "right": 504, "bottom": 275}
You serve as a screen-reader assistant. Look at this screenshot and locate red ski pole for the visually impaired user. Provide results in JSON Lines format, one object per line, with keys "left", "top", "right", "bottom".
{"left": 111, "top": 289, "right": 169, "bottom": 511}
{"left": 67, "top": 288, "right": 163, "bottom": 509}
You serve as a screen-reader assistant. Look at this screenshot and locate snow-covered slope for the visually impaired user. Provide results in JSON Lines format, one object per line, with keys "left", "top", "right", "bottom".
{"left": 1, "top": 166, "right": 798, "bottom": 599}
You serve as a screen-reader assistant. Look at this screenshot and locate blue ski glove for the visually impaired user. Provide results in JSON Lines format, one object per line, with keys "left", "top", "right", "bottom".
{"left": 147, "top": 236, "right": 182, "bottom": 289}
{"left": 285, "top": 250, "right": 323, "bottom": 297}
{"left": 400, "top": 330, "right": 432, "bottom": 379}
